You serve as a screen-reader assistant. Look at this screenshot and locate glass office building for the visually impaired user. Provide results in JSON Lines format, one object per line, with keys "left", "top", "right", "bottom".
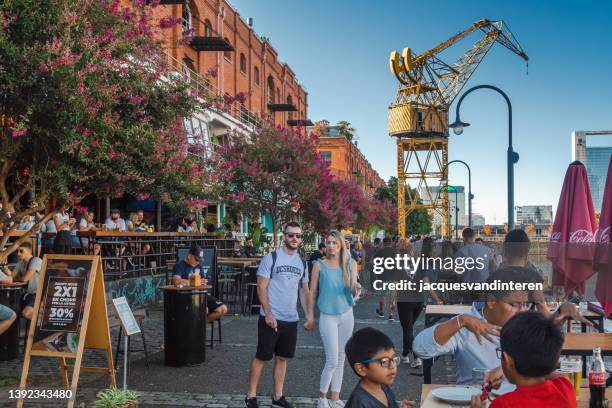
{"left": 585, "top": 147, "right": 612, "bottom": 212}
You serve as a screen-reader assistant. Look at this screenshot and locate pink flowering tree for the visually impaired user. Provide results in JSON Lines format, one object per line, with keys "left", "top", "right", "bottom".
{"left": 0, "top": 0, "right": 210, "bottom": 261}
{"left": 210, "top": 123, "right": 332, "bottom": 246}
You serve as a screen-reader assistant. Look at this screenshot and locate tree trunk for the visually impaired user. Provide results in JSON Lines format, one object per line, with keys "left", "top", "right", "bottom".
{"left": 271, "top": 211, "right": 278, "bottom": 249}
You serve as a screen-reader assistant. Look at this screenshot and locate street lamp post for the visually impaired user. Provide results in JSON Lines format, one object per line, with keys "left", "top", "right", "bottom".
{"left": 444, "top": 185, "right": 459, "bottom": 240}
{"left": 449, "top": 85, "right": 519, "bottom": 230}
{"left": 441, "top": 159, "right": 473, "bottom": 228}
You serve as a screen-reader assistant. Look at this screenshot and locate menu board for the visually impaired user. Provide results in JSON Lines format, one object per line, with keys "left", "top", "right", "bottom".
{"left": 112, "top": 297, "right": 141, "bottom": 336}
{"left": 32, "top": 258, "right": 93, "bottom": 353}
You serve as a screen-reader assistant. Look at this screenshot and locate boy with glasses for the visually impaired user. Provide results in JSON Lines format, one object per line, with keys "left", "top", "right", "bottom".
{"left": 344, "top": 327, "right": 415, "bottom": 408}
{"left": 245, "top": 222, "right": 314, "bottom": 408}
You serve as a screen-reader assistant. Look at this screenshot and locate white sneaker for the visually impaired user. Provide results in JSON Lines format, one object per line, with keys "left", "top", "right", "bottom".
{"left": 317, "top": 398, "right": 331, "bottom": 408}
{"left": 329, "top": 400, "right": 345, "bottom": 408}
{"left": 400, "top": 355, "right": 411, "bottom": 364}
{"left": 410, "top": 357, "right": 423, "bottom": 368}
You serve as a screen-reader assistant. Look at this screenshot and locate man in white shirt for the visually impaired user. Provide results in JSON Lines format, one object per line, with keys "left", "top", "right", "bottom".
{"left": 104, "top": 209, "right": 127, "bottom": 231}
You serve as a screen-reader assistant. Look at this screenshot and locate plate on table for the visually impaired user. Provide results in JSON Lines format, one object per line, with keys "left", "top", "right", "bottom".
{"left": 491, "top": 382, "right": 517, "bottom": 396}
{"left": 431, "top": 386, "right": 480, "bottom": 403}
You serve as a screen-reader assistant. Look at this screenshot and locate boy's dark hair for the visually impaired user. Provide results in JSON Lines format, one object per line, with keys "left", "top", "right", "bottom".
{"left": 318, "top": 242, "right": 326, "bottom": 250}
{"left": 504, "top": 229, "right": 531, "bottom": 261}
{"left": 283, "top": 222, "right": 301, "bottom": 231}
{"left": 500, "top": 311, "right": 564, "bottom": 377}
{"left": 373, "top": 237, "right": 381, "bottom": 245}
{"left": 18, "top": 241, "right": 33, "bottom": 250}
{"left": 462, "top": 228, "right": 475, "bottom": 239}
{"left": 345, "top": 327, "right": 394, "bottom": 376}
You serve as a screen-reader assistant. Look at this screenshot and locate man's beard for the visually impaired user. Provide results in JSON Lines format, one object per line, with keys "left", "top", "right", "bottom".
{"left": 285, "top": 240, "right": 298, "bottom": 249}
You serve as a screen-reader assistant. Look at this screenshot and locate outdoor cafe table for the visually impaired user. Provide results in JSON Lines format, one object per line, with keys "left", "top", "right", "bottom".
{"left": 161, "top": 284, "right": 211, "bottom": 366}
{"left": 562, "top": 332, "right": 612, "bottom": 376}
{"left": 0, "top": 282, "right": 26, "bottom": 361}
{"left": 217, "top": 258, "right": 259, "bottom": 313}
{"left": 422, "top": 304, "right": 607, "bottom": 384}
{"left": 420, "top": 383, "right": 610, "bottom": 408}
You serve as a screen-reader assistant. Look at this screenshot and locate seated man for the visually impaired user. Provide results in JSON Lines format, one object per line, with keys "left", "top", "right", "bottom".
{"left": 413, "top": 267, "right": 590, "bottom": 385}
{"left": 0, "top": 269, "right": 17, "bottom": 336}
{"left": 172, "top": 246, "right": 227, "bottom": 323}
{"left": 2, "top": 242, "right": 43, "bottom": 321}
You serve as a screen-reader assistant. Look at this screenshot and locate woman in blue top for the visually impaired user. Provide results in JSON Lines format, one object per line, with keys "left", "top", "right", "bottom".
{"left": 308, "top": 230, "right": 358, "bottom": 408}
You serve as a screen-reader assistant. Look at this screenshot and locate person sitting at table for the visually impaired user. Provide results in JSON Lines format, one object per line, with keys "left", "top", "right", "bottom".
{"left": 470, "top": 311, "right": 574, "bottom": 408}
{"left": 412, "top": 267, "right": 591, "bottom": 385}
{"left": 127, "top": 210, "right": 148, "bottom": 232}
{"left": 177, "top": 214, "right": 196, "bottom": 233}
{"left": 2, "top": 242, "right": 43, "bottom": 321}
{"left": 0, "top": 303, "right": 16, "bottom": 337}
{"left": 105, "top": 208, "right": 127, "bottom": 231}
{"left": 172, "top": 246, "right": 227, "bottom": 323}
{"left": 244, "top": 239, "right": 258, "bottom": 258}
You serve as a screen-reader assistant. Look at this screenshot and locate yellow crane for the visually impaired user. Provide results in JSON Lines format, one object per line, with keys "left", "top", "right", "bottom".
{"left": 388, "top": 19, "right": 528, "bottom": 237}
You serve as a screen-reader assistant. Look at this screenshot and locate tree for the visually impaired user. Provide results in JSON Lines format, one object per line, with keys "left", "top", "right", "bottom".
{"left": 210, "top": 123, "right": 331, "bottom": 246}
{"left": 336, "top": 120, "right": 355, "bottom": 142}
{"left": 375, "top": 176, "right": 432, "bottom": 236}
{"left": 0, "top": 0, "right": 210, "bottom": 261}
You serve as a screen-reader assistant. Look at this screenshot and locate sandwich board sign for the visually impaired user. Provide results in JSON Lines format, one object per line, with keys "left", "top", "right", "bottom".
{"left": 112, "top": 297, "right": 140, "bottom": 336}
{"left": 18, "top": 255, "right": 116, "bottom": 408}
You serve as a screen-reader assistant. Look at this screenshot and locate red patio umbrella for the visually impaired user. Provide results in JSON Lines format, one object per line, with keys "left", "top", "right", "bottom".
{"left": 547, "top": 161, "right": 598, "bottom": 296}
{"left": 595, "top": 155, "right": 612, "bottom": 316}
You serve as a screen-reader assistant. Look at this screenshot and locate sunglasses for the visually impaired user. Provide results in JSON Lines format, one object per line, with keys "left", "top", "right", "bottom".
{"left": 285, "top": 233, "right": 303, "bottom": 239}
{"left": 361, "top": 356, "right": 400, "bottom": 369}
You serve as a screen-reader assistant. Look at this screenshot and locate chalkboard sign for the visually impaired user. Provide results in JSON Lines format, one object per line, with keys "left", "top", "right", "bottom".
{"left": 112, "top": 297, "right": 141, "bottom": 336}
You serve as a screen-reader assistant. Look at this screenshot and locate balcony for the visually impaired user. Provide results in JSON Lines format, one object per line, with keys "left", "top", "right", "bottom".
{"left": 267, "top": 103, "right": 297, "bottom": 112}
{"left": 156, "top": 0, "right": 185, "bottom": 4}
{"left": 189, "top": 36, "right": 234, "bottom": 52}
{"left": 287, "top": 119, "right": 313, "bottom": 126}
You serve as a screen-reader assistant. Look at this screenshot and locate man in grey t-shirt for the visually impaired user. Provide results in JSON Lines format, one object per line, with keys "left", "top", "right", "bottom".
{"left": 453, "top": 228, "right": 496, "bottom": 283}
{"left": 246, "top": 222, "right": 313, "bottom": 408}
{"left": 3, "top": 242, "right": 43, "bottom": 321}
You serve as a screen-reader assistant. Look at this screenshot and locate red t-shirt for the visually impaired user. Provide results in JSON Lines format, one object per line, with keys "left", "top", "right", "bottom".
{"left": 490, "top": 377, "right": 576, "bottom": 408}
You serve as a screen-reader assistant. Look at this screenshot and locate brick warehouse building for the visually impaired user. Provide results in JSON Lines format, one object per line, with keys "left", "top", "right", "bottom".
{"left": 315, "top": 126, "right": 385, "bottom": 197}
{"left": 151, "top": 0, "right": 308, "bottom": 128}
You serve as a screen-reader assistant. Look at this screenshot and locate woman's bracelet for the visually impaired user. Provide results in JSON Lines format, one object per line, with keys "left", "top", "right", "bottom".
{"left": 455, "top": 315, "right": 462, "bottom": 330}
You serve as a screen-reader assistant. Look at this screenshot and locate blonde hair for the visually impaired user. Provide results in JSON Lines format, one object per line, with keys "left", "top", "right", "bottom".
{"left": 327, "top": 230, "right": 352, "bottom": 288}
{"left": 396, "top": 237, "right": 413, "bottom": 256}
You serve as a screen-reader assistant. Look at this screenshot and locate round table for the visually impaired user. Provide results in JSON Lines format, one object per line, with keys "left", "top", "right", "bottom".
{"left": 0, "top": 283, "right": 26, "bottom": 361}
{"left": 161, "top": 285, "right": 209, "bottom": 366}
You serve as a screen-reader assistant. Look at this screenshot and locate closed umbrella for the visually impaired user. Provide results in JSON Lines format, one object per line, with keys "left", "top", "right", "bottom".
{"left": 595, "top": 155, "right": 612, "bottom": 316}
{"left": 547, "top": 161, "right": 598, "bottom": 296}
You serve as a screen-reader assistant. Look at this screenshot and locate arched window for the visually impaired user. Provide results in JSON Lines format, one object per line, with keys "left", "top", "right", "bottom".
{"left": 287, "top": 95, "right": 293, "bottom": 119}
{"left": 276, "top": 88, "right": 280, "bottom": 105}
{"left": 267, "top": 76, "right": 275, "bottom": 104}
{"left": 253, "top": 66, "right": 260, "bottom": 86}
{"left": 239, "top": 53, "right": 246, "bottom": 74}
{"left": 204, "top": 19, "right": 212, "bottom": 37}
{"left": 182, "top": 4, "right": 192, "bottom": 32}
{"left": 224, "top": 38, "right": 232, "bottom": 62}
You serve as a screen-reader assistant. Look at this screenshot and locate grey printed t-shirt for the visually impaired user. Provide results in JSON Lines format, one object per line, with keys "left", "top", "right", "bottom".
{"left": 257, "top": 248, "right": 308, "bottom": 322}
{"left": 15, "top": 257, "right": 43, "bottom": 294}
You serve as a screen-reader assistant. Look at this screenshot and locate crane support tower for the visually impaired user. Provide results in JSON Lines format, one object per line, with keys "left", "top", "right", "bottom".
{"left": 388, "top": 19, "right": 528, "bottom": 237}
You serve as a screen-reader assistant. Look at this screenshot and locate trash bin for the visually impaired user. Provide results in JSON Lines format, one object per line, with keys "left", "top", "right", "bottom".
{"left": 162, "top": 286, "right": 207, "bottom": 366}
{"left": 0, "top": 284, "right": 24, "bottom": 361}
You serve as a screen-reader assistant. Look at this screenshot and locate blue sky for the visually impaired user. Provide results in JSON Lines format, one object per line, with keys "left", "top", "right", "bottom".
{"left": 232, "top": 0, "right": 612, "bottom": 224}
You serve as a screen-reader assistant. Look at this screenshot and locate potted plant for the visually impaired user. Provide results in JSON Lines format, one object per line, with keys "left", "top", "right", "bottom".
{"left": 93, "top": 388, "right": 140, "bottom": 408}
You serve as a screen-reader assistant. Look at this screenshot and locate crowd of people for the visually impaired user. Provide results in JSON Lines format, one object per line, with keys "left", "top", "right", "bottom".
{"left": 242, "top": 223, "right": 592, "bottom": 408}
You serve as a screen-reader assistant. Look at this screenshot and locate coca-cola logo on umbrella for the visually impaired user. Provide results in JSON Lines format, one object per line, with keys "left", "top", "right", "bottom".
{"left": 595, "top": 226, "right": 610, "bottom": 244}
{"left": 569, "top": 229, "right": 594, "bottom": 243}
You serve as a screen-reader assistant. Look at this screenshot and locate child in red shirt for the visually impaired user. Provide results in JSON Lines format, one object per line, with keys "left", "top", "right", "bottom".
{"left": 470, "top": 311, "right": 576, "bottom": 408}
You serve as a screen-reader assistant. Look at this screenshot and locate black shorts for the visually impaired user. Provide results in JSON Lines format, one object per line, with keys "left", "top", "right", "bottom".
{"left": 255, "top": 316, "right": 298, "bottom": 361}
{"left": 22, "top": 293, "right": 35, "bottom": 308}
{"left": 206, "top": 295, "right": 224, "bottom": 312}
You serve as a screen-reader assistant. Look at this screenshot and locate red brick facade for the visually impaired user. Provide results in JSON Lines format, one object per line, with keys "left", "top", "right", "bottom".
{"left": 150, "top": 0, "right": 307, "bottom": 125}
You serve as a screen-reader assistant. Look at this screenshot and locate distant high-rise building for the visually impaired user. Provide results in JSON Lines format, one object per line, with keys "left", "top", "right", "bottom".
{"left": 572, "top": 131, "right": 612, "bottom": 212}
{"left": 419, "top": 186, "right": 466, "bottom": 227}
{"left": 472, "top": 213, "right": 486, "bottom": 227}
{"left": 516, "top": 205, "right": 553, "bottom": 225}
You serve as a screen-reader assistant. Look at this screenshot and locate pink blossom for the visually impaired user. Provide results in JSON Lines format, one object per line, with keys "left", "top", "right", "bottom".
{"left": 108, "top": 150, "right": 118, "bottom": 159}
{"left": 22, "top": 167, "right": 30, "bottom": 177}
{"left": 38, "top": 63, "right": 48, "bottom": 73}
{"left": 159, "top": 16, "right": 179, "bottom": 29}
{"left": 91, "top": 140, "right": 99, "bottom": 147}
{"left": 50, "top": 159, "right": 58, "bottom": 167}
{"left": 11, "top": 128, "right": 27, "bottom": 138}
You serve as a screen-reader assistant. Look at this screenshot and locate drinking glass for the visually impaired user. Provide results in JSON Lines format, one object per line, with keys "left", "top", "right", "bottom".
{"left": 472, "top": 367, "right": 488, "bottom": 387}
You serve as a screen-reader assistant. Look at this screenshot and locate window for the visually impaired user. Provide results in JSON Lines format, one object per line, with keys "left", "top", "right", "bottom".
{"left": 287, "top": 95, "right": 293, "bottom": 119}
{"left": 320, "top": 151, "right": 332, "bottom": 162}
{"left": 224, "top": 38, "right": 232, "bottom": 62}
{"left": 182, "top": 4, "right": 192, "bottom": 32}
{"left": 254, "top": 66, "right": 260, "bottom": 86}
{"left": 267, "top": 76, "right": 275, "bottom": 104}
{"left": 204, "top": 19, "right": 212, "bottom": 37}
{"left": 276, "top": 88, "right": 280, "bottom": 105}
{"left": 239, "top": 53, "right": 246, "bottom": 74}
